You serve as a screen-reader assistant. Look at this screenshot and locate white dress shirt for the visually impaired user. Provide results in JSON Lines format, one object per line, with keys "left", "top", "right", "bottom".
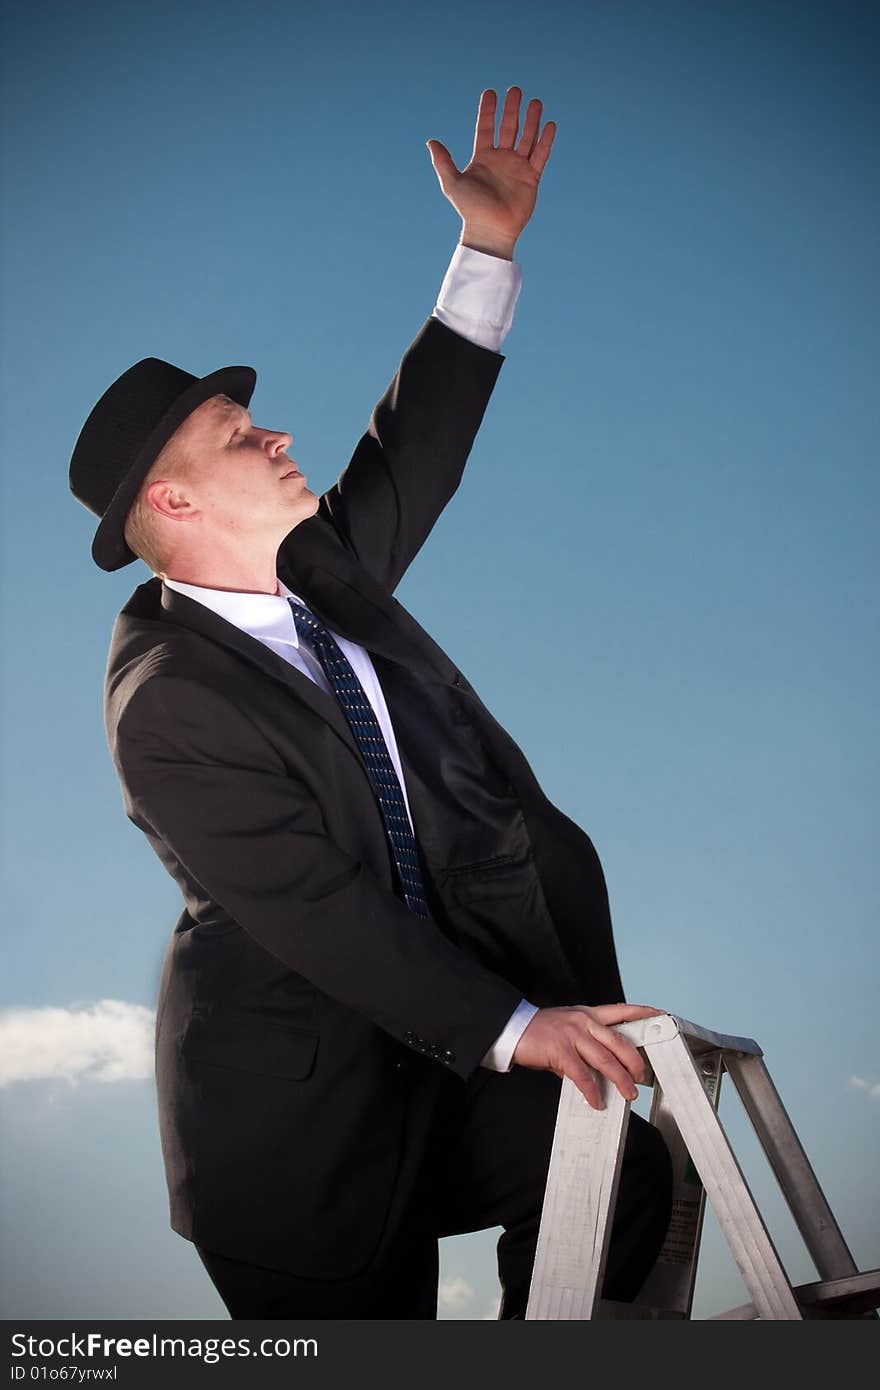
{"left": 164, "top": 242, "right": 539, "bottom": 1071}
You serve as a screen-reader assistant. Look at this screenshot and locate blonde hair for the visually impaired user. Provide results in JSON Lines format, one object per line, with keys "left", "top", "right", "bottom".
{"left": 123, "top": 433, "right": 195, "bottom": 576}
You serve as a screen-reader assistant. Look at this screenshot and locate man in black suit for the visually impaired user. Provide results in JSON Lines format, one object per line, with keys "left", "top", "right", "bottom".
{"left": 70, "top": 86, "right": 673, "bottom": 1319}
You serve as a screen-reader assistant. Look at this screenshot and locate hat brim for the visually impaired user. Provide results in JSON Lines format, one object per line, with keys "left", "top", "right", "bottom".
{"left": 91, "top": 363, "right": 257, "bottom": 572}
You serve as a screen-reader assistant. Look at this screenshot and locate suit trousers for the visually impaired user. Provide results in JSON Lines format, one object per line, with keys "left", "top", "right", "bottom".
{"left": 194, "top": 1058, "right": 674, "bottom": 1319}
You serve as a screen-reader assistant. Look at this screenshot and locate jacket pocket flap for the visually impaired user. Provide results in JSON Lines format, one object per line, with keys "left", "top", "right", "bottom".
{"left": 182, "top": 1020, "right": 319, "bottom": 1080}
{"left": 446, "top": 853, "right": 535, "bottom": 897}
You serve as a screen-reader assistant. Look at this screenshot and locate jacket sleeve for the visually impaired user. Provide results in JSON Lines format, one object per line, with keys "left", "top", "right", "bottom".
{"left": 295, "top": 315, "right": 505, "bottom": 594}
{"left": 113, "top": 673, "right": 524, "bottom": 1081}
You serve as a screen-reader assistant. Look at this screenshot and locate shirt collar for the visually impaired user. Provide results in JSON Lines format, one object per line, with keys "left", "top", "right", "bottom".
{"left": 162, "top": 572, "right": 304, "bottom": 649}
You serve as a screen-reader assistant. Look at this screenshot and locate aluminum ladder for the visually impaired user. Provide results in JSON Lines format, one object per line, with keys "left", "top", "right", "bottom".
{"left": 524, "top": 1011, "right": 880, "bottom": 1320}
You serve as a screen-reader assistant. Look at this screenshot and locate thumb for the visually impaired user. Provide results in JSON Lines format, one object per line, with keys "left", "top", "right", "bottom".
{"left": 425, "top": 139, "right": 459, "bottom": 189}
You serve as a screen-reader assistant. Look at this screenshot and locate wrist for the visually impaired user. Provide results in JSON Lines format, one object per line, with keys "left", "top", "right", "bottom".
{"left": 458, "top": 226, "right": 517, "bottom": 262}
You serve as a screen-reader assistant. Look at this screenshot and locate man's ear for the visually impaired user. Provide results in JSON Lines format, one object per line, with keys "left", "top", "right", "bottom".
{"left": 146, "top": 478, "right": 195, "bottom": 521}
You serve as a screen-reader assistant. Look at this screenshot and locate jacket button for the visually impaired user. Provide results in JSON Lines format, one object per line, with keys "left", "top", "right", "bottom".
{"left": 443, "top": 1050, "right": 455, "bottom": 1064}
{"left": 404, "top": 1030, "right": 416, "bottom": 1044}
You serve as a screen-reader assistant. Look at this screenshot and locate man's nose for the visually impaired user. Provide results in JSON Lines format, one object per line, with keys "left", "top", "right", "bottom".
{"left": 264, "top": 430, "right": 293, "bottom": 455}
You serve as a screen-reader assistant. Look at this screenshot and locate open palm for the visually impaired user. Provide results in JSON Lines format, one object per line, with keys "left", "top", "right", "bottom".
{"left": 427, "top": 87, "right": 557, "bottom": 244}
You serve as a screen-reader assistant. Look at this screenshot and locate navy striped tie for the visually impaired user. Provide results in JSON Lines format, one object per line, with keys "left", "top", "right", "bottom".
{"left": 287, "top": 598, "right": 430, "bottom": 918}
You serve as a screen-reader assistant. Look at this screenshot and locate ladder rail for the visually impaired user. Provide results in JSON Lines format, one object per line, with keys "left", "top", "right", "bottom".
{"left": 525, "top": 1077, "right": 631, "bottom": 1319}
{"left": 633, "top": 1048, "right": 723, "bottom": 1316}
{"left": 603, "top": 1011, "right": 762, "bottom": 1058}
{"left": 722, "top": 1053, "right": 863, "bottom": 1285}
{"left": 643, "top": 1022, "right": 803, "bottom": 1319}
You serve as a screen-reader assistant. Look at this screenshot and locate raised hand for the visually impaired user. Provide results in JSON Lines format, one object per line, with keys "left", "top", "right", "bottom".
{"left": 426, "top": 86, "right": 557, "bottom": 257}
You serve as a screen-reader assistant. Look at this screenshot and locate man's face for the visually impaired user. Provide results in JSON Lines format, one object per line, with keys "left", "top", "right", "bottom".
{"left": 147, "top": 392, "right": 319, "bottom": 545}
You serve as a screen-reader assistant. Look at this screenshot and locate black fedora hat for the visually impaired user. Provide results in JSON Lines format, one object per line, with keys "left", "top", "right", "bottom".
{"left": 69, "top": 356, "right": 257, "bottom": 572}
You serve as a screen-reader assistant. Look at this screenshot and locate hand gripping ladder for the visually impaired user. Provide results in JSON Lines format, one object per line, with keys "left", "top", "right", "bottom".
{"left": 524, "top": 1012, "right": 880, "bottom": 1320}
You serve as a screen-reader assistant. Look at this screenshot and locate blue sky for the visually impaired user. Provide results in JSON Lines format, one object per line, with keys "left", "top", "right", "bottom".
{"left": 1, "top": 0, "right": 877, "bottom": 1321}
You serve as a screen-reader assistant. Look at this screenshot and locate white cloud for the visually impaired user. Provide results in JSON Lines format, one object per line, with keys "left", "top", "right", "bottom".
{"left": 848, "top": 1074, "right": 880, "bottom": 1100}
{"left": 438, "top": 1274, "right": 475, "bottom": 1313}
{"left": 482, "top": 1292, "right": 502, "bottom": 1319}
{"left": 0, "top": 1000, "right": 155, "bottom": 1087}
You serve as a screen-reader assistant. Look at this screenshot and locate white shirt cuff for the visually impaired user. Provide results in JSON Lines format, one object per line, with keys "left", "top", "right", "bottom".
{"left": 431, "top": 242, "right": 522, "bottom": 353}
{"left": 480, "top": 998, "right": 540, "bottom": 1072}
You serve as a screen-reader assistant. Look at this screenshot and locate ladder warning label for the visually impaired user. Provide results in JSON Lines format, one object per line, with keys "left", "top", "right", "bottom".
{"left": 659, "top": 1197, "right": 702, "bottom": 1266}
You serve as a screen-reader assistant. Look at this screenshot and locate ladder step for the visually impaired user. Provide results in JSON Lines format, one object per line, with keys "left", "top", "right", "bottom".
{"left": 710, "top": 1269, "right": 880, "bottom": 1321}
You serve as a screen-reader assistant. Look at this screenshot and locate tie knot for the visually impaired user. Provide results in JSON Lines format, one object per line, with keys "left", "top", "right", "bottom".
{"left": 288, "top": 598, "right": 323, "bottom": 636}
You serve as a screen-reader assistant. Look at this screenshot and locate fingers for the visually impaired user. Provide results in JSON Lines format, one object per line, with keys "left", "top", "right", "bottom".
{"left": 569, "top": 1035, "right": 639, "bottom": 1109}
{"left": 565, "top": 1003, "right": 668, "bottom": 1102}
{"left": 586, "top": 1003, "right": 666, "bottom": 1025}
{"left": 583, "top": 1017, "right": 646, "bottom": 1088}
{"left": 426, "top": 140, "right": 459, "bottom": 190}
{"left": 473, "top": 86, "right": 556, "bottom": 172}
{"left": 497, "top": 85, "right": 522, "bottom": 150}
{"left": 528, "top": 119, "right": 557, "bottom": 176}
{"left": 473, "top": 88, "right": 497, "bottom": 155}
{"left": 516, "top": 98, "right": 542, "bottom": 159}
{"left": 579, "top": 1003, "right": 665, "bottom": 1081}
{"left": 569, "top": 1058, "right": 605, "bottom": 1111}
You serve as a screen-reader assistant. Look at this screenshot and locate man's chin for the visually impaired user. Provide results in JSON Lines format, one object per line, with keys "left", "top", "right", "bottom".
{"left": 281, "top": 489, "right": 320, "bottom": 531}
{"left": 285, "top": 483, "right": 318, "bottom": 504}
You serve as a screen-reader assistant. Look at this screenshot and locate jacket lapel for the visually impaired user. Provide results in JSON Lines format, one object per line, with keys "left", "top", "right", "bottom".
{"left": 156, "top": 579, "right": 363, "bottom": 760}
{"left": 150, "top": 530, "right": 456, "bottom": 766}
{"left": 289, "top": 564, "right": 457, "bottom": 681}
{"left": 277, "top": 513, "right": 460, "bottom": 686}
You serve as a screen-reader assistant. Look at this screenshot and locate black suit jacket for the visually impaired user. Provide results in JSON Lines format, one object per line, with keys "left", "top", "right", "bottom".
{"left": 106, "top": 314, "right": 624, "bottom": 1280}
